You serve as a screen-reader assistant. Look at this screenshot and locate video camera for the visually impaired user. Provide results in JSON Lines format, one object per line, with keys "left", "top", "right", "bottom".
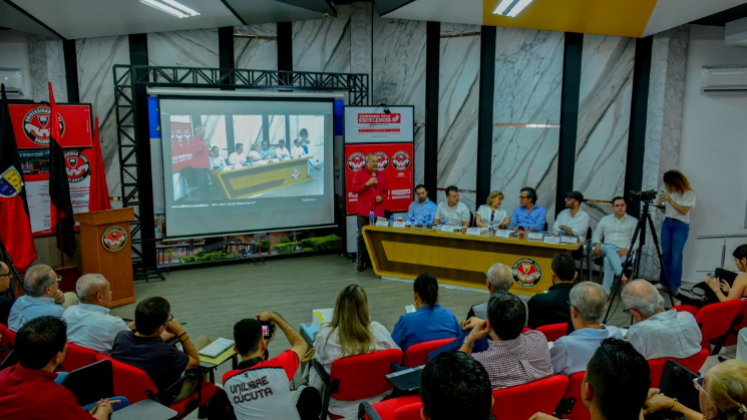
{"left": 629, "top": 190, "right": 658, "bottom": 201}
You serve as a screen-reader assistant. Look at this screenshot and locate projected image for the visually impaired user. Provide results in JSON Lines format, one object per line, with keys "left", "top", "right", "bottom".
{"left": 170, "top": 115, "right": 226, "bottom": 201}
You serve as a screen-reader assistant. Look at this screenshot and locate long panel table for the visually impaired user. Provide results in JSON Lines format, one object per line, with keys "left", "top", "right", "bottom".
{"left": 362, "top": 226, "right": 582, "bottom": 296}
{"left": 209, "top": 156, "right": 312, "bottom": 199}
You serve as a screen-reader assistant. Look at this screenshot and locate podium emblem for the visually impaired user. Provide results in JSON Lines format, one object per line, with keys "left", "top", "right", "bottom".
{"left": 102, "top": 226, "right": 128, "bottom": 252}
{"left": 512, "top": 258, "right": 542, "bottom": 287}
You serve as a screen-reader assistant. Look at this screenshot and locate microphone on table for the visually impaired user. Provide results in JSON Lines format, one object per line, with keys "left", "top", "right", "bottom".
{"left": 372, "top": 172, "right": 377, "bottom": 192}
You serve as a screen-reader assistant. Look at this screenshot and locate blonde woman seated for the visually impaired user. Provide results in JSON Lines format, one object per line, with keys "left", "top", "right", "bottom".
{"left": 643, "top": 359, "right": 747, "bottom": 420}
{"left": 475, "top": 190, "right": 510, "bottom": 229}
{"left": 310, "top": 284, "right": 399, "bottom": 419}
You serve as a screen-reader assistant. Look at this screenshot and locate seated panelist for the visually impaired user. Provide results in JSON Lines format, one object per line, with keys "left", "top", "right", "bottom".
{"left": 434, "top": 185, "right": 470, "bottom": 228}
{"left": 552, "top": 191, "right": 590, "bottom": 237}
{"left": 407, "top": 184, "right": 437, "bottom": 224}
{"left": 475, "top": 190, "right": 510, "bottom": 229}
{"left": 228, "top": 143, "right": 247, "bottom": 166}
{"left": 509, "top": 187, "right": 547, "bottom": 232}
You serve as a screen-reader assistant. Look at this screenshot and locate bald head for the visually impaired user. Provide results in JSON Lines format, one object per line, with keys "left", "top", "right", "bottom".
{"left": 486, "top": 263, "right": 513, "bottom": 294}
{"left": 621, "top": 280, "right": 664, "bottom": 318}
{"left": 76, "top": 274, "right": 111, "bottom": 305}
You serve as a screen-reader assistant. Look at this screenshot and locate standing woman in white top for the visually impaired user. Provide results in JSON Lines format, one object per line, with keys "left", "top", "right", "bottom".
{"left": 310, "top": 284, "right": 399, "bottom": 419}
{"left": 475, "top": 190, "right": 510, "bottom": 229}
{"left": 657, "top": 170, "right": 696, "bottom": 292}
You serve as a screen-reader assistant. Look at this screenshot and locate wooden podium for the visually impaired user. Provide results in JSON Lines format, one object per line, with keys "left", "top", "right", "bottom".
{"left": 74, "top": 208, "right": 136, "bottom": 307}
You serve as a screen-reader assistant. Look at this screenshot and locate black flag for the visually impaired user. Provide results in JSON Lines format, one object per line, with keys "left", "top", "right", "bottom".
{"left": 48, "top": 82, "right": 76, "bottom": 258}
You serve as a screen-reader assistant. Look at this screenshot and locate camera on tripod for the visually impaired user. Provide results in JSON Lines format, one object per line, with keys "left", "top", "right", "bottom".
{"left": 629, "top": 189, "right": 657, "bottom": 201}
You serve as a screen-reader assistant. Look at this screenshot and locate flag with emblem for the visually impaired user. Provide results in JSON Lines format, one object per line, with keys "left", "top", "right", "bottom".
{"left": 48, "top": 82, "right": 76, "bottom": 258}
{"left": 0, "top": 84, "right": 37, "bottom": 269}
{"left": 89, "top": 117, "right": 111, "bottom": 211}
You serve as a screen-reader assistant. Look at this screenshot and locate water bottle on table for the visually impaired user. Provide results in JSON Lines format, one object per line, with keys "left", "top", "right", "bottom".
{"left": 369, "top": 210, "right": 374, "bottom": 226}
{"left": 390, "top": 214, "right": 395, "bottom": 226}
{"left": 489, "top": 222, "right": 494, "bottom": 238}
{"left": 441, "top": 218, "right": 446, "bottom": 230}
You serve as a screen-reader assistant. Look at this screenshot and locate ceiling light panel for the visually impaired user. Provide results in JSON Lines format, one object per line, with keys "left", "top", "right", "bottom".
{"left": 139, "top": 0, "right": 200, "bottom": 18}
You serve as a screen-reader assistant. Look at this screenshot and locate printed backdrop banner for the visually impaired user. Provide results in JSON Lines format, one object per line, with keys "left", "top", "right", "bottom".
{"left": 8, "top": 104, "right": 93, "bottom": 149}
{"left": 343, "top": 106, "right": 414, "bottom": 144}
{"left": 345, "top": 143, "right": 413, "bottom": 215}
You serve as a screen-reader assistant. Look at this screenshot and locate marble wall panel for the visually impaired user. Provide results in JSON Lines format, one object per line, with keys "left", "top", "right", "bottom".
{"left": 28, "top": 35, "right": 67, "bottom": 102}
{"left": 350, "top": 2, "right": 372, "bottom": 77}
{"left": 148, "top": 29, "right": 219, "bottom": 68}
{"left": 438, "top": 26, "right": 480, "bottom": 211}
{"left": 234, "top": 24, "right": 278, "bottom": 70}
{"left": 293, "top": 6, "right": 351, "bottom": 73}
{"left": 574, "top": 35, "right": 635, "bottom": 226}
{"left": 490, "top": 28, "right": 563, "bottom": 219}
{"left": 76, "top": 36, "right": 130, "bottom": 202}
{"left": 372, "top": 15, "right": 426, "bottom": 185}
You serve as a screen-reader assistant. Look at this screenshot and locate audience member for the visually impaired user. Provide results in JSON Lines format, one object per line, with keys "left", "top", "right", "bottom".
{"left": 7, "top": 264, "right": 71, "bottom": 331}
{"left": 529, "top": 338, "right": 651, "bottom": 420}
{"left": 552, "top": 191, "right": 590, "bottom": 238}
{"left": 434, "top": 185, "right": 470, "bottom": 228}
{"left": 309, "top": 284, "right": 399, "bottom": 419}
{"left": 592, "top": 197, "right": 638, "bottom": 294}
{"left": 527, "top": 253, "right": 577, "bottom": 329}
{"left": 63, "top": 274, "right": 130, "bottom": 354}
{"left": 460, "top": 292, "right": 552, "bottom": 389}
{"left": 509, "top": 187, "right": 547, "bottom": 232}
{"left": 0, "top": 262, "right": 13, "bottom": 325}
{"left": 111, "top": 297, "right": 201, "bottom": 391}
{"left": 391, "top": 273, "right": 460, "bottom": 351}
{"left": 706, "top": 244, "right": 747, "bottom": 301}
{"left": 643, "top": 359, "right": 747, "bottom": 420}
{"left": 420, "top": 351, "right": 493, "bottom": 420}
{"left": 622, "top": 280, "right": 701, "bottom": 359}
{"left": 550, "top": 282, "right": 623, "bottom": 375}
{"left": 224, "top": 312, "right": 320, "bottom": 420}
{"left": 0, "top": 316, "right": 120, "bottom": 420}
{"left": 467, "top": 262, "right": 514, "bottom": 320}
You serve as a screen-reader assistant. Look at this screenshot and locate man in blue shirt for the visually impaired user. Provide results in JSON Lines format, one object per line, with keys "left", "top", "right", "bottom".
{"left": 550, "top": 282, "right": 622, "bottom": 375}
{"left": 509, "top": 187, "right": 547, "bottom": 232}
{"left": 406, "top": 184, "right": 437, "bottom": 224}
{"left": 8, "top": 264, "right": 68, "bottom": 331}
{"left": 259, "top": 140, "right": 276, "bottom": 160}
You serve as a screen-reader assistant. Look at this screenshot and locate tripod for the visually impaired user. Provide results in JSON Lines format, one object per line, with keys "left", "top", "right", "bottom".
{"left": 603, "top": 199, "right": 675, "bottom": 323}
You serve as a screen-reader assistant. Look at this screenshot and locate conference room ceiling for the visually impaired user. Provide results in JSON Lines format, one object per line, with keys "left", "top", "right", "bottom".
{"left": 2, "top": 0, "right": 747, "bottom": 40}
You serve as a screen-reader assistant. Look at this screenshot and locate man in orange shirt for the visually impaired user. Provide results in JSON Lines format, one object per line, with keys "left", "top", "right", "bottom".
{"left": 351, "top": 153, "right": 387, "bottom": 272}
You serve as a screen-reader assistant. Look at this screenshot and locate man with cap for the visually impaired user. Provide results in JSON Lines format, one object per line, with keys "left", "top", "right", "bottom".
{"left": 552, "top": 191, "right": 590, "bottom": 238}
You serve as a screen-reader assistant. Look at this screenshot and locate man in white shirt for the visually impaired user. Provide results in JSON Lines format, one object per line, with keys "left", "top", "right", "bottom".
{"left": 434, "top": 185, "right": 470, "bottom": 227}
{"left": 553, "top": 191, "right": 590, "bottom": 238}
{"left": 290, "top": 138, "right": 306, "bottom": 159}
{"left": 208, "top": 146, "right": 224, "bottom": 169}
{"left": 63, "top": 274, "right": 131, "bottom": 354}
{"left": 276, "top": 139, "right": 290, "bottom": 160}
{"left": 621, "top": 280, "right": 702, "bottom": 360}
{"left": 228, "top": 143, "right": 247, "bottom": 166}
{"left": 592, "top": 197, "right": 638, "bottom": 294}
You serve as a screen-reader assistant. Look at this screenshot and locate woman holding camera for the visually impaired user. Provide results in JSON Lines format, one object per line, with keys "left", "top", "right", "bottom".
{"left": 657, "top": 170, "right": 696, "bottom": 293}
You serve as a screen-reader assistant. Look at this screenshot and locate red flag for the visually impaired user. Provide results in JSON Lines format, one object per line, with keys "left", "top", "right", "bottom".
{"left": 48, "top": 82, "right": 76, "bottom": 258}
{"left": 0, "top": 84, "right": 37, "bottom": 269}
{"left": 89, "top": 117, "right": 111, "bottom": 211}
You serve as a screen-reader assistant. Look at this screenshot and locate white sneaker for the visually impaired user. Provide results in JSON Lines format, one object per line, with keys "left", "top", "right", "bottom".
{"left": 654, "top": 283, "right": 664, "bottom": 290}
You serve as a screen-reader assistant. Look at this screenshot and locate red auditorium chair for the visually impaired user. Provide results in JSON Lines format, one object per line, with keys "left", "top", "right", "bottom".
{"left": 312, "top": 348, "right": 403, "bottom": 420}
{"left": 492, "top": 375, "right": 570, "bottom": 420}
{"left": 522, "top": 326, "right": 531, "bottom": 334}
{"left": 1, "top": 326, "right": 16, "bottom": 347}
{"left": 95, "top": 354, "right": 215, "bottom": 419}
{"left": 360, "top": 395, "right": 422, "bottom": 420}
{"left": 536, "top": 323, "right": 568, "bottom": 342}
{"left": 402, "top": 338, "right": 454, "bottom": 367}
{"left": 693, "top": 300, "right": 742, "bottom": 354}
{"left": 648, "top": 348, "right": 709, "bottom": 388}
{"left": 713, "top": 299, "right": 747, "bottom": 353}
{"left": 0, "top": 323, "right": 9, "bottom": 361}
{"left": 671, "top": 304, "right": 700, "bottom": 318}
{"left": 63, "top": 343, "right": 100, "bottom": 372}
{"left": 556, "top": 371, "right": 588, "bottom": 420}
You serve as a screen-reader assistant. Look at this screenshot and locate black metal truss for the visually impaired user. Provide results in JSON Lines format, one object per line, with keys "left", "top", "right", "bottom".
{"left": 113, "top": 65, "right": 369, "bottom": 280}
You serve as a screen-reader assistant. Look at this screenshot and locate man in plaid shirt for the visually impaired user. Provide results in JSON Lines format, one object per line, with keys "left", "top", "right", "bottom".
{"left": 459, "top": 292, "right": 553, "bottom": 389}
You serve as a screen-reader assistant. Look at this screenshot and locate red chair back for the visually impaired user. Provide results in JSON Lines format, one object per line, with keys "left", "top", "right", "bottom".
{"left": 492, "top": 375, "right": 570, "bottom": 420}
{"left": 394, "top": 403, "right": 424, "bottom": 420}
{"left": 2, "top": 327, "right": 16, "bottom": 346}
{"left": 671, "top": 305, "right": 700, "bottom": 318}
{"left": 364, "top": 395, "right": 422, "bottom": 420}
{"left": 402, "top": 338, "right": 454, "bottom": 367}
{"left": 536, "top": 323, "right": 568, "bottom": 342}
{"left": 724, "top": 299, "right": 747, "bottom": 347}
{"left": 558, "top": 371, "right": 588, "bottom": 420}
{"left": 96, "top": 354, "right": 157, "bottom": 404}
{"left": 696, "top": 300, "right": 742, "bottom": 351}
{"left": 63, "top": 343, "right": 100, "bottom": 372}
{"left": 522, "top": 326, "right": 531, "bottom": 334}
{"left": 648, "top": 348, "right": 709, "bottom": 388}
{"left": 330, "top": 349, "right": 403, "bottom": 401}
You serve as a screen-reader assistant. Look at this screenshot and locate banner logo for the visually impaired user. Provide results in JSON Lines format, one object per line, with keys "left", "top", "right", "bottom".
{"left": 22, "top": 107, "right": 65, "bottom": 146}
{"left": 102, "top": 226, "right": 128, "bottom": 252}
{"left": 512, "top": 258, "right": 542, "bottom": 287}
{"left": 392, "top": 151, "right": 411, "bottom": 171}
{"left": 291, "top": 167, "right": 301, "bottom": 181}
{"left": 0, "top": 167, "right": 24, "bottom": 198}
{"left": 347, "top": 152, "right": 366, "bottom": 171}
{"left": 64, "top": 150, "right": 90, "bottom": 183}
{"left": 375, "top": 151, "right": 389, "bottom": 170}
{"left": 357, "top": 113, "right": 402, "bottom": 124}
